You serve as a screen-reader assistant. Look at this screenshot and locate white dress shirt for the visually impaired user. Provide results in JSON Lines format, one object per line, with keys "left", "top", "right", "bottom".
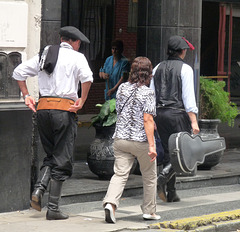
{"left": 150, "top": 62, "right": 198, "bottom": 114}
{"left": 13, "top": 42, "right": 93, "bottom": 101}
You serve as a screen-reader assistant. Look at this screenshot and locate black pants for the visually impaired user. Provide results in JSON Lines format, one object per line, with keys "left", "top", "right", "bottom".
{"left": 37, "top": 110, "right": 77, "bottom": 181}
{"left": 155, "top": 108, "right": 191, "bottom": 166}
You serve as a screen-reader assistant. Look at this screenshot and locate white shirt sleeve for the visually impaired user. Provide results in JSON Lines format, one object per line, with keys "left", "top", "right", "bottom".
{"left": 12, "top": 55, "right": 39, "bottom": 81}
{"left": 76, "top": 54, "right": 93, "bottom": 83}
{"left": 181, "top": 64, "right": 198, "bottom": 114}
{"left": 149, "top": 63, "right": 160, "bottom": 91}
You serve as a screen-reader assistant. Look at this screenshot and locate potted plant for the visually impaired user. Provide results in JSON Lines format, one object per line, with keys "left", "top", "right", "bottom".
{"left": 91, "top": 98, "right": 117, "bottom": 127}
{"left": 199, "top": 76, "right": 238, "bottom": 127}
{"left": 198, "top": 76, "right": 239, "bottom": 169}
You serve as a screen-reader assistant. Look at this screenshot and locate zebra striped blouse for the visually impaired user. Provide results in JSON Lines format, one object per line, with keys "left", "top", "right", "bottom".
{"left": 113, "top": 82, "right": 156, "bottom": 142}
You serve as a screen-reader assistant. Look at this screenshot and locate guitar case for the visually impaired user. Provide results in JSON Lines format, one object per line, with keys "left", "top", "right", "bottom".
{"left": 168, "top": 132, "right": 226, "bottom": 174}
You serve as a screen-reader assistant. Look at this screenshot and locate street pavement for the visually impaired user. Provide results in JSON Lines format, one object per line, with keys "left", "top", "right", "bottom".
{"left": 1, "top": 148, "right": 240, "bottom": 232}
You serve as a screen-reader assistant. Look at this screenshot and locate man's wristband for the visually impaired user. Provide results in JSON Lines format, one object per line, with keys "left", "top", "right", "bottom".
{"left": 24, "top": 94, "right": 31, "bottom": 100}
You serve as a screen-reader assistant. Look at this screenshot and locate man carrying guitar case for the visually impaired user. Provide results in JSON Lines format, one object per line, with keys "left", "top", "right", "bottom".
{"left": 150, "top": 35, "right": 199, "bottom": 202}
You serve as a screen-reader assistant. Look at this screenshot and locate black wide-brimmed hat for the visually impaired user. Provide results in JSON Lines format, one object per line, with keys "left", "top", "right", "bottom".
{"left": 168, "top": 35, "right": 194, "bottom": 51}
{"left": 59, "top": 26, "right": 90, "bottom": 44}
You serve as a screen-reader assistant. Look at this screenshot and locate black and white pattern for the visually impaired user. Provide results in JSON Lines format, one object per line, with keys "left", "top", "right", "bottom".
{"left": 113, "top": 82, "right": 156, "bottom": 142}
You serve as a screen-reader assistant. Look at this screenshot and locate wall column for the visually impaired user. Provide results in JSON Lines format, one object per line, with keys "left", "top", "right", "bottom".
{"left": 31, "top": 0, "right": 63, "bottom": 191}
{"left": 41, "top": 0, "right": 62, "bottom": 47}
{"left": 137, "top": 0, "right": 202, "bottom": 106}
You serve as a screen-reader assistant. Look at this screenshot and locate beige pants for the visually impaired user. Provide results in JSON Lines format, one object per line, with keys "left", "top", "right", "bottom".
{"left": 103, "top": 139, "right": 157, "bottom": 214}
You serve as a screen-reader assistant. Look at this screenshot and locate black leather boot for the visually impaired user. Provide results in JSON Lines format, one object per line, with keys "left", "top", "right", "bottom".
{"left": 157, "top": 163, "right": 175, "bottom": 202}
{"left": 166, "top": 174, "right": 180, "bottom": 202}
{"left": 31, "top": 166, "right": 51, "bottom": 211}
{"left": 46, "top": 179, "right": 69, "bottom": 220}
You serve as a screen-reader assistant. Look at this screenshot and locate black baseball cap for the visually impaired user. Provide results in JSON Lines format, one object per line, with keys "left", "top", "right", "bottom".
{"left": 168, "top": 35, "right": 194, "bottom": 51}
{"left": 59, "top": 26, "right": 90, "bottom": 44}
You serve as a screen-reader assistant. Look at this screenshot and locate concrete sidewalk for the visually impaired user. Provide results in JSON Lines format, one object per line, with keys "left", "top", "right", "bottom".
{"left": 1, "top": 185, "right": 240, "bottom": 232}
{"left": 1, "top": 148, "right": 240, "bottom": 232}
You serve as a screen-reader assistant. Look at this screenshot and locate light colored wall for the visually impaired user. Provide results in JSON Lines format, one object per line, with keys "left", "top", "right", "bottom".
{"left": 25, "top": 0, "right": 41, "bottom": 101}
{"left": 0, "top": 0, "right": 41, "bottom": 102}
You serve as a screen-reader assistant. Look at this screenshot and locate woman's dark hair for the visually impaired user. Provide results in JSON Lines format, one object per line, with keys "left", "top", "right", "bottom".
{"left": 128, "top": 57, "right": 153, "bottom": 86}
{"left": 111, "top": 40, "right": 124, "bottom": 54}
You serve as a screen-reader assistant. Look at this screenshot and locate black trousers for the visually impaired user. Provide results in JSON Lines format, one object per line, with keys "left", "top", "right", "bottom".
{"left": 37, "top": 110, "right": 77, "bottom": 181}
{"left": 154, "top": 108, "right": 191, "bottom": 166}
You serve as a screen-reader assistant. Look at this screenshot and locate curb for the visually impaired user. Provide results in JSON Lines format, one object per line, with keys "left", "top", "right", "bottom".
{"left": 149, "top": 210, "right": 240, "bottom": 231}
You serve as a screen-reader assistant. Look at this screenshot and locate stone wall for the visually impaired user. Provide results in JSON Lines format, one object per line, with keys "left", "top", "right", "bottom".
{"left": 0, "top": 107, "right": 32, "bottom": 212}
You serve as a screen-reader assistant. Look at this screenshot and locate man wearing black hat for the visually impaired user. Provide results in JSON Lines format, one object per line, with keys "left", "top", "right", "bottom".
{"left": 150, "top": 35, "right": 199, "bottom": 202}
{"left": 12, "top": 26, "right": 93, "bottom": 220}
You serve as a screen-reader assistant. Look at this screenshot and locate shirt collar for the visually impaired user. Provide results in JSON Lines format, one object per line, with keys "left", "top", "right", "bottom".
{"left": 60, "top": 42, "right": 73, "bottom": 50}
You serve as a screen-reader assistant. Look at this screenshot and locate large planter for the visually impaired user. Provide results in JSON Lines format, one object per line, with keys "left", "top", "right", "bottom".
{"left": 87, "top": 124, "right": 116, "bottom": 180}
{"left": 197, "top": 119, "right": 224, "bottom": 170}
{"left": 87, "top": 124, "right": 137, "bottom": 179}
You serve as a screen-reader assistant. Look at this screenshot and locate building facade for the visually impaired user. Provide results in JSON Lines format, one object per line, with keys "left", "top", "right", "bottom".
{"left": 0, "top": 0, "right": 240, "bottom": 213}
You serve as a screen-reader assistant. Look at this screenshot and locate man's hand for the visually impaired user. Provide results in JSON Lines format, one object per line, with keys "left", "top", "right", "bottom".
{"left": 17, "top": 81, "right": 36, "bottom": 112}
{"left": 69, "top": 81, "right": 91, "bottom": 112}
{"left": 25, "top": 96, "right": 36, "bottom": 112}
{"left": 188, "top": 112, "right": 200, "bottom": 134}
{"left": 192, "top": 121, "right": 200, "bottom": 134}
{"left": 68, "top": 98, "right": 83, "bottom": 112}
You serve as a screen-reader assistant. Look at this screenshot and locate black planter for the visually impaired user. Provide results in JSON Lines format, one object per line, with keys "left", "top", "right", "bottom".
{"left": 197, "top": 119, "right": 224, "bottom": 170}
{"left": 87, "top": 124, "right": 115, "bottom": 180}
{"left": 87, "top": 124, "right": 137, "bottom": 180}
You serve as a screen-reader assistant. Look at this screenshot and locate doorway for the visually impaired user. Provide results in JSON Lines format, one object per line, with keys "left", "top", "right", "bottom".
{"left": 61, "top": 0, "right": 114, "bottom": 80}
{"left": 201, "top": 1, "right": 240, "bottom": 99}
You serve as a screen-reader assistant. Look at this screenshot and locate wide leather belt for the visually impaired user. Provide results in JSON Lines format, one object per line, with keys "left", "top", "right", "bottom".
{"left": 37, "top": 97, "right": 75, "bottom": 111}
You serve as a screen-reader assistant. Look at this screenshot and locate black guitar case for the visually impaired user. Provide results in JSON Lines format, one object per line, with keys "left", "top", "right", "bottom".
{"left": 168, "top": 132, "right": 226, "bottom": 174}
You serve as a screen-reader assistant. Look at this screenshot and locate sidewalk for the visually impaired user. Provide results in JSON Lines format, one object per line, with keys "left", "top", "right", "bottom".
{"left": 0, "top": 148, "right": 240, "bottom": 231}
{"left": 1, "top": 191, "right": 240, "bottom": 232}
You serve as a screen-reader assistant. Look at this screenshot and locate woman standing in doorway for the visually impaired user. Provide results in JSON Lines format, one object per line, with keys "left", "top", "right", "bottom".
{"left": 99, "top": 40, "right": 130, "bottom": 100}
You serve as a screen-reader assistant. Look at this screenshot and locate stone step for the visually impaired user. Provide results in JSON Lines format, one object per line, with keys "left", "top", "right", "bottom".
{"left": 39, "top": 149, "right": 240, "bottom": 208}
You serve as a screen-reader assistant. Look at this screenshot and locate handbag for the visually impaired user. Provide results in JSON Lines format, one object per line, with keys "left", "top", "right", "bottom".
{"left": 154, "top": 130, "right": 164, "bottom": 165}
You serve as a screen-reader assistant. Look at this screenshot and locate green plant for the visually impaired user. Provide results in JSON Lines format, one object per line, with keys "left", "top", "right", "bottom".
{"left": 91, "top": 99, "right": 117, "bottom": 127}
{"left": 199, "top": 76, "right": 239, "bottom": 127}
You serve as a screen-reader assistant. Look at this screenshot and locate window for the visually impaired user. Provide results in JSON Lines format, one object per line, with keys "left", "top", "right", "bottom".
{"left": 128, "top": 0, "right": 138, "bottom": 32}
{"left": 0, "top": 52, "right": 21, "bottom": 99}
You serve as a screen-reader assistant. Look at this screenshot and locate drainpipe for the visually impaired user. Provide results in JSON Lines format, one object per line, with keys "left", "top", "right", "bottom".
{"left": 227, "top": 4, "right": 233, "bottom": 95}
{"left": 217, "top": 3, "right": 226, "bottom": 78}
